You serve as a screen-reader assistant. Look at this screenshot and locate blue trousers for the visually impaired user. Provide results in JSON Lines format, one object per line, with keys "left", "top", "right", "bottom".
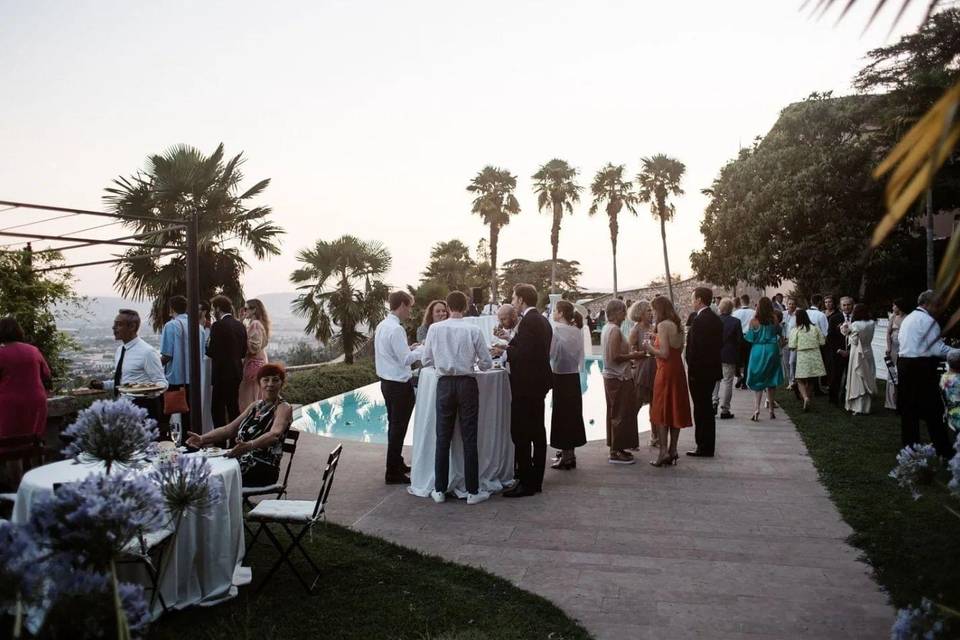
{"left": 435, "top": 376, "right": 480, "bottom": 494}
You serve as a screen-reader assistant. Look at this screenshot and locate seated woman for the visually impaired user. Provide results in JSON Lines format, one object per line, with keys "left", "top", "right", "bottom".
{"left": 186, "top": 363, "right": 292, "bottom": 487}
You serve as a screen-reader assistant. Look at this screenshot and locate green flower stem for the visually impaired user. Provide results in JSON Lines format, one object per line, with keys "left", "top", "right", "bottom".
{"left": 13, "top": 593, "right": 22, "bottom": 639}
{"left": 110, "top": 559, "right": 131, "bottom": 640}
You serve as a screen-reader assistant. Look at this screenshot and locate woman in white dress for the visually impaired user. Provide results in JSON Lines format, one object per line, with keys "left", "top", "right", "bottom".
{"left": 842, "top": 303, "right": 877, "bottom": 415}
{"left": 549, "top": 301, "right": 587, "bottom": 469}
{"left": 884, "top": 298, "right": 905, "bottom": 410}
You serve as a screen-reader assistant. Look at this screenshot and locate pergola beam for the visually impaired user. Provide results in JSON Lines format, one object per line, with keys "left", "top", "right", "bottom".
{"left": 0, "top": 200, "right": 183, "bottom": 226}
{"left": 0, "top": 229, "right": 178, "bottom": 250}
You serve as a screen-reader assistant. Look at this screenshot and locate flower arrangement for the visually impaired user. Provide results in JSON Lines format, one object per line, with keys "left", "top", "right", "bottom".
{"left": 62, "top": 398, "right": 158, "bottom": 474}
{"left": 150, "top": 455, "right": 224, "bottom": 516}
{"left": 888, "top": 444, "right": 941, "bottom": 500}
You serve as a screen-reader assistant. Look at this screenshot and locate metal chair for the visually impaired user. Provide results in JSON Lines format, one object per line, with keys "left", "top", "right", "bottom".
{"left": 119, "top": 526, "right": 176, "bottom": 613}
{"left": 242, "top": 429, "right": 300, "bottom": 543}
{"left": 244, "top": 443, "right": 342, "bottom": 595}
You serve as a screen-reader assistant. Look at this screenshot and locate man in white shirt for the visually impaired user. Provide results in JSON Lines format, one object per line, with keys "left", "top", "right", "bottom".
{"left": 731, "top": 294, "right": 754, "bottom": 388}
{"left": 374, "top": 291, "right": 423, "bottom": 484}
{"left": 897, "top": 290, "right": 956, "bottom": 458}
{"left": 422, "top": 290, "right": 493, "bottom": 505}
{"left": 782, "top": 297, "right": 798, "bottom": 389}
{"left": 90, "top": 309, "right": 167, "bottom": 423}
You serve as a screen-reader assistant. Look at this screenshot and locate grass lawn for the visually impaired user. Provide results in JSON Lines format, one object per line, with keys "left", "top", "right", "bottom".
{"left": 152, "top": 522, "right": 591, "bottom": 640}
{"left": 779, "top": 382, "right": 960, "bottom": 610}
{"left": 284, "top": 360, "right": 378, "bottom": 406}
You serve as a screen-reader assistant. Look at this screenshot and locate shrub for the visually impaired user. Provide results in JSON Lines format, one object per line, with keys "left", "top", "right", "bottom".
{"left": 283, "top": 361, "right": 378, "bottom": 405}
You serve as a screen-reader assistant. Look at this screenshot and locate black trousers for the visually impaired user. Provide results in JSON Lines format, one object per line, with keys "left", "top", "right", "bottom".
{"left": 435, "top": 376, "right": 480, "bottom": 494}
{"left": 130, "top": 395, "right": 163, "bottom": 425}
{"left": 688, "top": 375, "right": 716, "bottom": 455}
{"left": 736, "top": 342, "right": 751, "bottom": 384}
{"left": 829, "top": 352, "right": 848, "bottom": 404}
{"left": 511, "top": 393, "right": 547, "bottom": 491}
{"left": 898, "top": 357, "right": 954, "bottom": 458}
{"left": 211, "top": 380, "right": 241, "bottom": 427}
{"left": 381, "top": 379, "right": 415, "bottom": 472}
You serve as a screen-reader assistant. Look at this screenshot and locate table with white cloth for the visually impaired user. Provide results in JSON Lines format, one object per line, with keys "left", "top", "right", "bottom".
{"left": 408, "top": 366, "right": 514, "bottom": 498}
{"left": 12, "top": 455, "right": 246, "bottom": 617}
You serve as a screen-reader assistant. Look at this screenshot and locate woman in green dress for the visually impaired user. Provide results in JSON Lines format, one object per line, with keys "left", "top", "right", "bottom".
{"left": 745, "top": 297, "right": 784, "bottom": 421}
{"left": 788, "top": 309, "right": 826, "bottom": 412}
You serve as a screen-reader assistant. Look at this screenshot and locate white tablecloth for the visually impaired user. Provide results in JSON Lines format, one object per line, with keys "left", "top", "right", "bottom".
{"left": 12, "top": 456, "right": 245, "bottom": 616}
{"left": 408, "top": 367, "right": 514, "bottom": 498}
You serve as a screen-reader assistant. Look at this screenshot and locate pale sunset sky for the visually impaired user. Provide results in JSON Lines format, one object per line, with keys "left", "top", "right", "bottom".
{"left": 0, "top": 1, "right": 928, "bottom": 298}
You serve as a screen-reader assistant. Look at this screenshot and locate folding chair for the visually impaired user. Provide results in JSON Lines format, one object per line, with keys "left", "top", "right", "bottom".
{"left": 119, "top": 526, "right": 176, "bottom": 613}
{"left": 242, "top": 429, "right": 300, "bottom": 542}
{"left": 245, "top": 443, "right": 342, "bottom": 595}
{"left": 0, "top": 435, "right": 49, "bottom": 493}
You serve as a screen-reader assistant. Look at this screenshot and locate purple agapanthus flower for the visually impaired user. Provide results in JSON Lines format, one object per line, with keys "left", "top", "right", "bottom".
{"left": 0, "top": 520, "right": 42, "bottom": 605}
{"left": 891, "top": 598, "right": 945, "bottom": 639}
{"left": 44, "top": 568, "right": 150, "bottom": 639}
{"left": 30, "top": 472, "right": 164, "bottom": 570}
{"left": 889, "top": 444, "right": 940, "bottom": 500}
{"left": 150, "top": 455, "right": 224, "bottom": 516}
{"left": 948, "top": 438, "right": 960, "bottom": 498}
{"left": 62, "top": 398, "right": 158, "bottom": 471}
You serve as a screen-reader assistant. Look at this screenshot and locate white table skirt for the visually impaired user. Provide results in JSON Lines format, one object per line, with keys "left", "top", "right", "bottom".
{"left": 408, "top": 367, "right": 515, "bottom": 498}
{"left": 12, "top": 456, "right": 245, "bottom": 617}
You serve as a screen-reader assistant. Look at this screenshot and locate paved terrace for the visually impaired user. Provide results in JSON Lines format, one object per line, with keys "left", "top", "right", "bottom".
{"left": 285, "top": 389, "right": 891, "bottom": 639}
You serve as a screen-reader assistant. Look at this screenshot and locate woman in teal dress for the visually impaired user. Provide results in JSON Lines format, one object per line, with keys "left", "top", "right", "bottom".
{"left": 744, "top": 296, "right": 784, "bottom": 421}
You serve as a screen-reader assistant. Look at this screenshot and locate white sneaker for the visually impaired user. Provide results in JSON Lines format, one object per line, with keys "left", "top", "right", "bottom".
{"left": 430, "top": 490, "right": 446, "bottom": 503}
{"left": 467, "top": 491, "right": 490, "bottom": 505}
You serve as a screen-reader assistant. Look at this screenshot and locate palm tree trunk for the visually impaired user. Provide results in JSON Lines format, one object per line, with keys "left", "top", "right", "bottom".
{"left": 343, "top": 330, "right": 354, "bottom": 365}
{"left": 490, "top": 223, "right": 499, "bottom": 306}
{"left": 551, "top": 201, "right": 561, "bottom": 294}
{"left": 660, "top": 214, "right": 674, "bottom": 303}
{"left": 609, "top": 209, "right": 619, "bottom": 298}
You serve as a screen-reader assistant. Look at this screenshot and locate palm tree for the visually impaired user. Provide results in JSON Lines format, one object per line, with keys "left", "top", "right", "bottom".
{"left": 289, "top": 235, "right": 390, "bottom": 365}
{"left": 588, "top": 163, "right": 637, "bottom": 297}
{"left": 636, "top": 154, "right": 686, "bottom": 304}
{"left": 467, "top": 166, "right": 520, "bottom": 304}
{"left": 532, "top": 159, "right": 581, "bottom": 293}
{"left": 104, "top": 143, "right": 284, "bottom": 330}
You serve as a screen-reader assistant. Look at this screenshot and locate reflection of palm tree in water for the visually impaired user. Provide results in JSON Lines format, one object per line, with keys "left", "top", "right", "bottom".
{"left": 301, "top": 384, "right": 388, "bottom": 443}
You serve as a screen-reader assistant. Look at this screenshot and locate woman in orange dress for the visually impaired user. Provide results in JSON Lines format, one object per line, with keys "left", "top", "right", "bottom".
{"left": 642, "top": 296, "right": 693, "bottom": 467}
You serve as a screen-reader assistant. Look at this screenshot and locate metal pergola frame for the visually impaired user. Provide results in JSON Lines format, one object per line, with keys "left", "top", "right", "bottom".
{"left": 0, "top": 199, "right": 204, "bottom": 435}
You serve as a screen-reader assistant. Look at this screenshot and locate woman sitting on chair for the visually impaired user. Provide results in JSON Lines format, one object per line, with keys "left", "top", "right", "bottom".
{"left": 186, "top": 363, "right": 292, "bottom": 487}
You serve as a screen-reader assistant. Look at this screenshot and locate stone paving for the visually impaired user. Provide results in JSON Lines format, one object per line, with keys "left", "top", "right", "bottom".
{"left": 286, "top": 388, "right": 892, "bottom": 639}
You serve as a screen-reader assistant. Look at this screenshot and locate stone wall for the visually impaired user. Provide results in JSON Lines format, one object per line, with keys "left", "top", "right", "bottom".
{"left": 582, "top": 277, "right": 766, "bottom": 319}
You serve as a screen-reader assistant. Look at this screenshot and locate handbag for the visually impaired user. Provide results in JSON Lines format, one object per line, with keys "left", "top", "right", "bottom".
{"left": 632, "top": 354, "right": 657, "bottom": 406}
{"left": 163, "top": 316, "right": 190, "bottom": 415}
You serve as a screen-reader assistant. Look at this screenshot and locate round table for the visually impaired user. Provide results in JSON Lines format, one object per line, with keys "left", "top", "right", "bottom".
{"left": 408, "top": 367, "right": 515, "bottom": 498}
{"left": 12, "top": 455, "right": 246, "bottom": 617}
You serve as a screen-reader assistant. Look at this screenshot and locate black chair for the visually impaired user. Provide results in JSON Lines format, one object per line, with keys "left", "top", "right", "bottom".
{"left": 119, "top": 527, "right": 176, "bottom": 613}
{"left": 242, "top": 429, "right": 300, "bottom": 542}
{"left": 244, "top": 444, "right": 342, "bottom": 595}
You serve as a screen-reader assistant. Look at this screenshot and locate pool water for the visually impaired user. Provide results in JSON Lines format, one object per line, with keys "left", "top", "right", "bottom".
{"left": 292, "top": 357, "right": 651, "bottom": 444}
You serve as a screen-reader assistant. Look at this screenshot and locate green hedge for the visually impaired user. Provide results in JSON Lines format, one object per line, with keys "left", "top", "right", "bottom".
{"left": 283, "top": 360, "right": 378, "bottom": 405}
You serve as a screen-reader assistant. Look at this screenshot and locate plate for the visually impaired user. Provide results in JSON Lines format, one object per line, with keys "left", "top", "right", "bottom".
{"left": 118, "top": 384, "right": 166, "bottom": 395}
{"left": 201, "top": 447, "right": 226, "bottom": 458}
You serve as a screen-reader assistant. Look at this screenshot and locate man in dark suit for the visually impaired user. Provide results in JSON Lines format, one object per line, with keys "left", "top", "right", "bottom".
{"left": 493, "top": 283, "right": 553, "bottom": 498}
{"left": 206, "top": 295, "right": 247, "bottom": 426}
{"left": 827, "top": 296, "right": 854, "bottom": 405}
{"left": 686, "top": 287, "right": 723, "bottom": 457}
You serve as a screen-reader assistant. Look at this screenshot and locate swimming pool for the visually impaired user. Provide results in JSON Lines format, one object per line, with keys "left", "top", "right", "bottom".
{"left": 292, "top": 357, "right": 651, "bottom": 444}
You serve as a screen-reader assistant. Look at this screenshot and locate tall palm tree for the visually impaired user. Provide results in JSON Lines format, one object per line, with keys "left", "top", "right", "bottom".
{"left": 636, "top": 154, "right": 686, "bottom": 303}
{"left": 588, "top": 163, "right": 637, "bottom": 297}
{"left": 532, "top": 159, "right": 581, "bottom": 293}
{"left": 104, "top": 143, "right": 284, "bottom": 330}
{"left": 289, "top": 235, "right": 390, "bottom": 365}
{"left": 467, "top": 166, "right": 520, "bottom": 304}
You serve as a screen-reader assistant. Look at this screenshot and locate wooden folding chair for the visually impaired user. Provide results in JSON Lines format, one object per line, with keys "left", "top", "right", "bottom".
{"left": 244, "top": 444, "right": 342, "bottom": 595}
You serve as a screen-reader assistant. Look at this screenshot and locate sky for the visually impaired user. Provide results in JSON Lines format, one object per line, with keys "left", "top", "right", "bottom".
{"left": 0, "top": 0, "right": 932, "bottom": 298}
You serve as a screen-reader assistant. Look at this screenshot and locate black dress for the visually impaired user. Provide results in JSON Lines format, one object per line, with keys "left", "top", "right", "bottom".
{"left": 550, "top": 372, "right": 587, "bottom": 449}
{"left": 236, "top": 399, "right": 286, "bottom": 487}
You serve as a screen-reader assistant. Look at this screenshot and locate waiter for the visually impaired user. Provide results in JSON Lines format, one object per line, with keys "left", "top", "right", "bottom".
{"left": 897, "top": 290, "right": 956, "bottom": 458}
{"left": 90, "top": 308, "right": 167, "bottom": 422}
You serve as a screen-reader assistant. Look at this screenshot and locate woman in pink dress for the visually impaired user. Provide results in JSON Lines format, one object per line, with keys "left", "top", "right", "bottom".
{"left": 0, "top": 317, "right": 51, "bottom": 439}
{"left": 239, "top": 299, "right": 270, "bottom": 409}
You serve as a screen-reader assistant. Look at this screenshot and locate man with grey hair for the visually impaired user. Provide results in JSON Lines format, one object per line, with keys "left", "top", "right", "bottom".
{"left": 897, "top": 290, "right": 956, "bottom": 458}
{"left": 827, "top": 296, "right": 855, "bottom": 405}
{"left": 494, "top": 304, "right": 519, "bottom": 342}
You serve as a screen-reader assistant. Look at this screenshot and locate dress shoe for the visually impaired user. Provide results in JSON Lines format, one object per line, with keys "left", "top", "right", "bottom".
{"left": 400, "top": 460, "right": 411, "bottom": 474}
{"left": 719, "top": 412, "right": 735, "bottom": 420}
{"left": 502, "top": 483, "right": 535, "bottom": 498}
{"left": 385, "top": 472, "right": 411, "bottom": 485}
{"left": 685, "top": 450, "right": 714, "bottom": 458}
{"left": 551, "top": 458, "right": 576, "bottom": 470}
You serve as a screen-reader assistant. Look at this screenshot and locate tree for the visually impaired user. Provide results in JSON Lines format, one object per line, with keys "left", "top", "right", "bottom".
{"left": 636, "top": 154, "right": 685, "bottom": 303}
{"left": 532, "top": 159, "right": 582, "bottom": 293}
{"left": 499, "top": 258, "right": 582, "bottom": 308}
{"left": 0, "top": 246, "right": 78, "bottom": 385}
{"left": 290, "top": 235, "right": 390, "bottom": 365}
{"left": 104, "top": 143, "right": 284, "bottom": 331}
{"left": 467, "top": 166, "right": 520, "bottom": 304}
{"left": 421, "top": 240, "right": 485, "bottom": 292}
{"left": 588, "top": 163, "right": 637, "bottom": 297}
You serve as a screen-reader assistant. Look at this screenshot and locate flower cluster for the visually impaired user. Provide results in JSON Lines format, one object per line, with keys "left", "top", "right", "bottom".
{"left": 891, "top": 598, "right": 945, "bottom": 639}
{"left": 949, "top": 438, "right": 960, "bottom": 498}
{"left": 44, "top": 568, "right": 151, "bottom": 639}
{"left": 30, "top": 471, "right": 164, "bottom": 569}
{"left": 62, "top": 398, "right": 158, "bottom": 471}
{"left": 0, "top": 520, "right": 42, "bottom": 606}
{"left": 889, "top": 444, "right": 941, "bottom": 500}
{"left": 150, "top": 455, "right": 224, "bottom": 516}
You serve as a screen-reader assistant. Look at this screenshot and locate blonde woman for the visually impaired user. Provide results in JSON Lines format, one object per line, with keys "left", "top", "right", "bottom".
{"left": 417, "top": 300, "right": 449, "bottom": 343}
{"left": 239, "top": 298, "right": 270, "bottom": 408}
{"left": 627, "top": 300, "right": 657, "bottom": 446}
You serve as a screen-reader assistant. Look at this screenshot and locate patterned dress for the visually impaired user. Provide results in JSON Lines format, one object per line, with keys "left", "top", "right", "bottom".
{"left": 236, "top": 398, "right": 286, "bottom": 487}
{"left": 940, "top": 371, "right": 960, "bottom": 432}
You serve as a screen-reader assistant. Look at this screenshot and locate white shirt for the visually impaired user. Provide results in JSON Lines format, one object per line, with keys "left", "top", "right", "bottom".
{"left": 732, "top": 306, "right": 753, "bottom": 333}
{"left": 102, "top": 336, "right": 168, "bottom": 396}
{"left": 898, "top": 307, "right": 952, "bottom": 358}
{"left": 550, "top": 323, "right": 585, "bottom": 374}
{"left": 806, "top": 307, "right": 828, "bottom": 336}
{"left": 783, "top": 309, "right": 797, "bottom": 337}
{"left": 422, "top": 317, "right": 493, "bottom": 376}
{"left": 481, "top": 303, "right": 500, "bottom": 316}
{"left": 374, "top": 313, "right": 423, "bottom": 383}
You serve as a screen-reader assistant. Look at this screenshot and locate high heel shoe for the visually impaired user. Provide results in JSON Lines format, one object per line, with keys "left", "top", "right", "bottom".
{"left": 669, "top": 453, "right": 679, "bottom": 465}
{"left": 802, "top": 398, "right": 809, "bottom": 412}
{"left": 750, "top": 411, "right": 760, "bottom": 422}
{"left": 769, "top": 410, "right": 776, "bottom": 419}
{"left": 551, "top": 458, "right": 576, "bottom": 470}
{"left": 649, "top": 454, "right": 671, "bottom": 467}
